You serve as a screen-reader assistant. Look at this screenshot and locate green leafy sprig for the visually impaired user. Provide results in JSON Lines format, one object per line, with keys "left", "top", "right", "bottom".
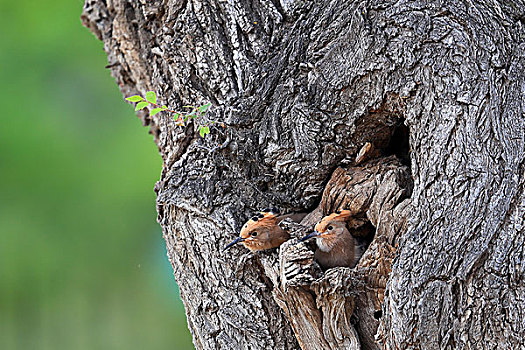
{"left": 126, "top": 91, "right": 213, "bottom": 138}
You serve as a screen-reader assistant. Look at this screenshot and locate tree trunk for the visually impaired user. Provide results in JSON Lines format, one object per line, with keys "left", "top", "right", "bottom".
{"left": 82, "top": 0, "right": 525, "bottom": 349}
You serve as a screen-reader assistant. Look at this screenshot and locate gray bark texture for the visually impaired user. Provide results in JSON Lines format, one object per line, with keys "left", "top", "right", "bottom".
{"left": 82, "top": 0, "right": 525, "bottom": 349}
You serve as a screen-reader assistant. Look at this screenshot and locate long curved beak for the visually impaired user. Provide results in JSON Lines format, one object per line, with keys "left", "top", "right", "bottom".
{"left": 299, "top": 231, "right": 321, "bottom": 242}
{"left": 224, "top": 237, "right": 245, "bottom": 250}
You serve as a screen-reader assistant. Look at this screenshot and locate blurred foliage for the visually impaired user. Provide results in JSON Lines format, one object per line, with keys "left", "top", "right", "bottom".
{"left": 0, "top": 0, "right": 193, "bottom": 349}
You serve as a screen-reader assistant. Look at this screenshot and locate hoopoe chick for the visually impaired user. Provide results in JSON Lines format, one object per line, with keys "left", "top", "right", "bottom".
{"left": 300, "top": 210, "right": 360, "bottom": 269}
{"left": 225, "top": 209, "right": 291, "bottom": 251}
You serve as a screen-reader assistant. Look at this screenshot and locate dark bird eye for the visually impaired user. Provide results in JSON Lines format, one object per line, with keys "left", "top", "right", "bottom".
{"left": 327, "top": 225, "right": 333, "bottom": 230}
{"left": 251, "top": 231, "right": 258, "bottom": 236}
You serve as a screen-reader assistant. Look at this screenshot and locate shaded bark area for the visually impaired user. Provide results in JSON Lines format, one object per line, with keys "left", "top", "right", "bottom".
{"left": 263, "top": 156, "right": 412, "bottom": 350}
{"left": 82, "top": 0, "right": 525, "bottom": 349}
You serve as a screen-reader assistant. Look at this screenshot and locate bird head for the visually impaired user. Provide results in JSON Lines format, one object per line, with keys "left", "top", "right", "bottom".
{"left": 225, "top": 209, "right": 287, "bottom": 251}
{"left": 300, "top": 210, "right": 351, "bottom": 250}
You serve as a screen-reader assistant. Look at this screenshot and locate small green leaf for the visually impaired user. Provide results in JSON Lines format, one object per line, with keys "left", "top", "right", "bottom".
{"left": 162, "top": 105, "right": 168, "bottom": 109}
{"left": 146, "top": 91, "right": 157, "bottom": 104}
{"left": 135, "top": 102, "right": 149, "bottom": 111}
{"left": 198, "top": 103, "right": 211, "bottom": 113}
{"left": 150, "top": 108, "right": 163, "bottom": 116}
{"left": 126, "top": 95, "right": 143, "bottom": 102}
{"left": 172, "top": 113, "right": 180, "bottom": 120}
{"left": 199, "top": 125, "right": 210, "bottom": 138}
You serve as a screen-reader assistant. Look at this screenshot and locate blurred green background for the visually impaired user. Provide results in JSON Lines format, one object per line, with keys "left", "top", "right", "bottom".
{"left": 0, "top": 1, "right": 193, "bottom": 349}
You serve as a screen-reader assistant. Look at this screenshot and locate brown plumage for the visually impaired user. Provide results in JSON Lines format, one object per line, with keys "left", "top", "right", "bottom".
{"left": 225, "top": 209, "right": 302, "bottom": 251}
{"left": 300, "top": 210, "right": 361, "bottom": 269}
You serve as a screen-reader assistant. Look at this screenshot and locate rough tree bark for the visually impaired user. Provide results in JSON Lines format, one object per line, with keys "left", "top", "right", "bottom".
{"left": 82, "top": 0, "right": 525, "bottom": 349}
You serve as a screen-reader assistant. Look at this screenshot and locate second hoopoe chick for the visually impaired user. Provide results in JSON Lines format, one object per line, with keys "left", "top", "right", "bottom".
{"left": 299, "top": 210, "right": 362, "bottom": 269}
{"left": 225, "top": 209, "right": 304, "bottom": 251}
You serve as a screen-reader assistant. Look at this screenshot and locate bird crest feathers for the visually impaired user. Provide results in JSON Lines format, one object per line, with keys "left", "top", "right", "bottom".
{"left": 314, "top": 209, "right": 352, "bottom": 232}
{"left": 240, "top": 208, "right": 280, "bottom": 238}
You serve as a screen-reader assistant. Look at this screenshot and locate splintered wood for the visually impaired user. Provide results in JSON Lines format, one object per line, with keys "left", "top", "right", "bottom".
{"left": 259, "top": 156, "right": 413, "bottom": 350}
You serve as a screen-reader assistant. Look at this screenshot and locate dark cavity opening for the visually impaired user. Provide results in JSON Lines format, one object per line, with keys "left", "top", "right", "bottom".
{"left": 352, "top": 221, "right": 375, "bottom": 267}
{"left": 373, "top": 310, "right": 383, "bottom": 320}
{"left": 384, "top": 120, "right": 410, "bottom": 167}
